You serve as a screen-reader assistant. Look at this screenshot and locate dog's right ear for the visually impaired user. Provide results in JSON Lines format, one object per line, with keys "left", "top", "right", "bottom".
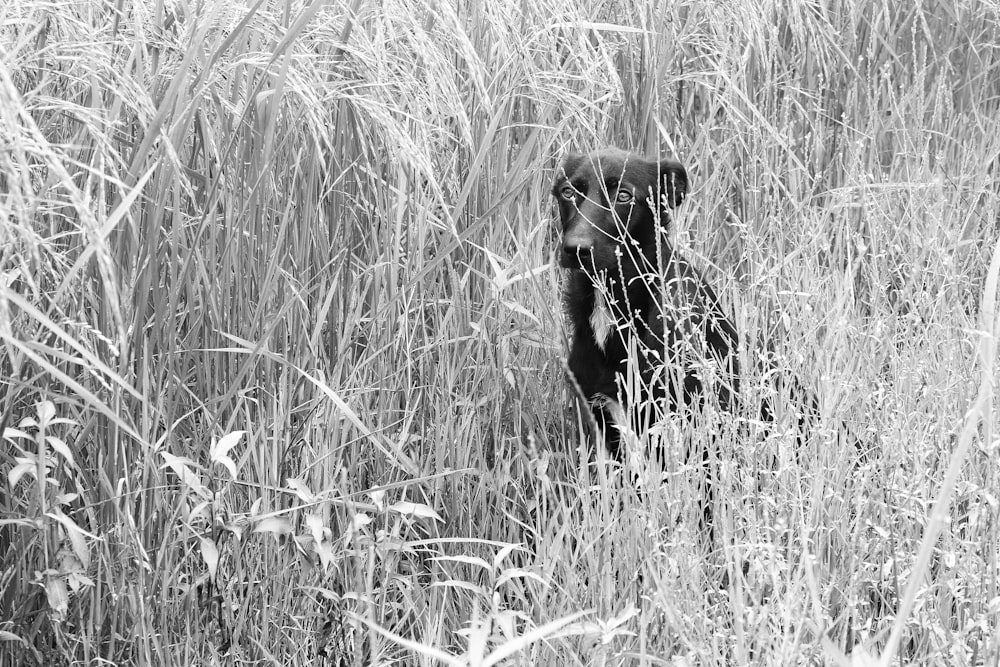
{"left": 658, "top": 158, "right": 688, "bottom": 208}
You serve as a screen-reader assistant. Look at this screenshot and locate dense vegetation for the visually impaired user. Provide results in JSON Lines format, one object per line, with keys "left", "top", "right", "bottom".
{"left": 2, "top": 0, "right": 999, "bottom": 664}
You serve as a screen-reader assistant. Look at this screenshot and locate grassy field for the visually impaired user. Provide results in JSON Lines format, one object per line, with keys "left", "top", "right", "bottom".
{"left": 2, "top": 0, "right": 999, "bottom": 664}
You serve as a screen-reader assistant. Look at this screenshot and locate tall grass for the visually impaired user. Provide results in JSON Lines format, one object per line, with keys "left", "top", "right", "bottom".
{"left": 1, "top": 0, "right": 998, "bottom": 664}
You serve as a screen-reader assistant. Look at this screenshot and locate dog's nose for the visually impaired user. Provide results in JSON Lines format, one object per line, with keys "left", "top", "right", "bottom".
{"left": 561, "top": 245, "right": 592, "bottom": 266}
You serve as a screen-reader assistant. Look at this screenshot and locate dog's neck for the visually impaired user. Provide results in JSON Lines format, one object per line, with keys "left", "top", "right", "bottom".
{"left": 581, "top": 263, "right": 659, "bottom": 303}
{"left": 580, "top": 268, "right": 658, "bottom": 353}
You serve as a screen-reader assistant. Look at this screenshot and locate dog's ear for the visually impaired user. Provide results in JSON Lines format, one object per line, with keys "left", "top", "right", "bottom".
{"left": 658, "top": 158, "right": 688, "bottom": 208}
{"left": 554, "top": 153, "right": 584, "bottom": 186}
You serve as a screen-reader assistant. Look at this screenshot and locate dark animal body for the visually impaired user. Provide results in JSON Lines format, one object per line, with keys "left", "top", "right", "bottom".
{"left": 554, "top": 149, "right": 741, "bottom": 464}
{"left": 552, "top": 148, "right": 857, "bottom": 547}
{"left": 553, "top": 149, "right": 866, "bottom": 551}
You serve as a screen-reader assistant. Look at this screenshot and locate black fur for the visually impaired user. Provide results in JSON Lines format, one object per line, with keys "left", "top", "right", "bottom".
{"left": 554, "top": 149, "right": 738, "bottom": 462}
{"left": 554, "top": 149, "right": 869, "bottom": 553}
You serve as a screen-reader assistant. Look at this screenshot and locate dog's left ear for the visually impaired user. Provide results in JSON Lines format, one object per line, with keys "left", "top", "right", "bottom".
{"left": 658, "top": 159, "right": 688, "bottom": 208}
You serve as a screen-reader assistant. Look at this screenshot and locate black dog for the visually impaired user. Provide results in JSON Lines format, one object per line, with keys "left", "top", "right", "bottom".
{"left": 553, "top": 149, "right": 870, "bottom": 556}
{"left": 554, "top": 149, "right": 740, "bottom": 465}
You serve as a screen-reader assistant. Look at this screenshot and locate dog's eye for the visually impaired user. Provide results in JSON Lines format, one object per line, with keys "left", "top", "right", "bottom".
{"left": 559, "top": 186, "right": 576, "bottom": 200}
{"left": 615, "top": 189, "right": 634, "bottom": 204}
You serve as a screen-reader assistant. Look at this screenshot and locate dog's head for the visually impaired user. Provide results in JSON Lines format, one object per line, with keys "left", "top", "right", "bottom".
{"left": 552, "top": 148, "right": 687, "bottom": 274}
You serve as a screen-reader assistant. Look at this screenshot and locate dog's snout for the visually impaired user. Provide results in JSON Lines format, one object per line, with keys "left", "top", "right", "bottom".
{"left": 562, "top": 244, "right": 592, "bottom": 259}
{"left": 560, "top": 244, "right": 593, "bottom": 268}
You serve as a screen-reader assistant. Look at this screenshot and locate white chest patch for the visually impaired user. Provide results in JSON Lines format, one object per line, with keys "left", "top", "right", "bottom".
{"left": 589, "top": 288, "right": 615, "bottom": 351}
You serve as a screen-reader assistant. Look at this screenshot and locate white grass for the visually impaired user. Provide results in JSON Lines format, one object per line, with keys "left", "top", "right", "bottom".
{"left": 1, "top": 0, "right": 999, "bottom": 664}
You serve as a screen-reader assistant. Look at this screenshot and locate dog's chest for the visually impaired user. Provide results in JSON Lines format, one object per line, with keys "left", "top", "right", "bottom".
{"left": 589, "top": 288, "right": 615, "bottom": 351}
